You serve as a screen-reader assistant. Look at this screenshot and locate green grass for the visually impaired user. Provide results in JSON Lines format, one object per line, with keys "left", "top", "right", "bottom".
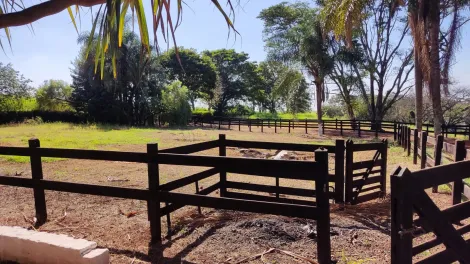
{"left": 0, "top": 123, "right": 170, "bottom": 162}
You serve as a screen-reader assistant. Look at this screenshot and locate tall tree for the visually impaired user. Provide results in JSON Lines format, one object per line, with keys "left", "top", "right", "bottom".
{"left": 72, "top": 31, "right": 166, "bottom": 125}
{"left": 36, "top": 80, "right": 73, "bottom": 111}
{"left": 0, "top": 63, "right": 32, "bottom": 111}
{"left": 161, "top": 48, "right": 216, "bottom": 110}
{"left": 320, "top": 0, "right": 470, "bottom": 134}
{"left": 259, "top": 2, "right": 333, "bottom": 134}
{"left": 203, "top": 49, "right": 252, "bottom": 115}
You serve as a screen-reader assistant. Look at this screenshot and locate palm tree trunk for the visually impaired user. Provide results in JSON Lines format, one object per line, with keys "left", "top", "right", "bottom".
{"left": 316, "top": 82, "right": 323, "bottom": 136}
{"left": 414, "top": 48, "right": 423, "bottom": 131}
{"left": 429, "top": 0, "right": 444, "bottom": 135}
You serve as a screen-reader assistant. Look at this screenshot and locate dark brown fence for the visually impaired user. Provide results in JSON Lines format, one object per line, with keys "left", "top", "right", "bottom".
{"left": 391, "top": 162, "right": 470, "bottom": 264}
{"left": 0, "top": 135, "right": 340, "bottom": 263}
{"left": 344, "top": 140, "right": 388, "bottom": 204}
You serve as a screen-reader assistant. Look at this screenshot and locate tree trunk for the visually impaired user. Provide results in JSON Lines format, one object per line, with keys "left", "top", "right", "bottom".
{"left": 429, "top": 0, "right": 444, "bottom": 135}
{"left": 316, "top": 82, "right": 323, "bottom": 136}
{"left": 414, "top": 48, "right": 423, "bottom": 131}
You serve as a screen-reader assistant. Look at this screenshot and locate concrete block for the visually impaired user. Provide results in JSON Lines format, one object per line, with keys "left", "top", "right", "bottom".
{"left": 83, "top": 248, "right": 110, "bottom": 264}
{"left": 0, "top": 226, "right": 109, "bottom": 264}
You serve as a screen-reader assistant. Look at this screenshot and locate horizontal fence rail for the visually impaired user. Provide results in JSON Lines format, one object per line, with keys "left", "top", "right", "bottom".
{"left": 0, "top": 135, "right": 339, "bottom": 264}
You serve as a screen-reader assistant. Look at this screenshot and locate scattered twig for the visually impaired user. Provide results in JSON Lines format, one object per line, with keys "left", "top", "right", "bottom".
{"left": 234, "top": 248, "right": 318, "bottom": 264}
{"left": 119, "top": 209, "right": 141, "bottom": 218}
{"left": 107, "top": 177, "right": 129, "bottom": 182}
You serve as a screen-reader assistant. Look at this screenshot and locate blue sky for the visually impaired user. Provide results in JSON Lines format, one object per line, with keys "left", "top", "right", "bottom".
{"left": 1, "top": 0, "right": 470, "bottom": 89}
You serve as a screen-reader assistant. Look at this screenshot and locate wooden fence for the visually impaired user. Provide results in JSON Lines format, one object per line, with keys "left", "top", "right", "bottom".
{"left": 0, "top": 136, "right": 355, "bottom": 263}
{"left": 391, "top": 163, "right": 470, "bottom": 264}
{"left": 345, "top": 139, "right": 388, "bottom": 204}
{"left": 398, "top": 124, "right": 470, "bottom": 204}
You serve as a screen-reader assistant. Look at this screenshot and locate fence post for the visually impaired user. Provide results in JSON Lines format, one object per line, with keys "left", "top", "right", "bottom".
{"left": 375, "top": 121, "right": 379, "bottom": 138}
{"left": 345, "top": 140, "right": 354, "bottom": 204}
{"left": 288, "top": 120, "right": 291, "bottom": 133}
{"left": 219, "top": 134, "right": 227, "bottom": 197}
{"left": 147, "top": 143, "right": 161, "bottom": 243}
{"left": 218, "top": 119, "right": 221, "bottom": 130}
{"left": 357, "top": 121, "right": 361, "bottom": 137}
{"left": 249, "top": 119, "right": 252, "bottom": 132}
{"left": 468, "top": 125, "right": 470, "bottom": 140}
{"left": 393, "top": 122, "right": 397, "bottom": 141}
{"left": 426, "top": 124, "right": 429, "bottom": 133}
{"left": 274, "top": 119, "right": 277, "bottom": 133}
{"left": 413, "top": 129, "right": 418, "bottom": 164}
{"left": 340, "top": 120, "right": 343, "bottom": 136}
{"left": 431, "top": 135, "right": 444, "bottom": 193}
{"left": 305, "top": 119, "right": 308, "bottom": 134}
{"left": 29, "top": 139, "right": 47, "bottom": 225}
{"left": 452, "top": 140, "right": 466, "bottom": 204}
{"left": 391, "top": 167, "right": 413, "bottom": 264}
{"left": 238, "top": 119, "right": 241, "bottom": 131}
{"left": 314, "top": 148, "right": 331, "bottom": 264}
{"left": 407, "top": 127, "right": 411, "bottom": 156}
{"left": 335, "top": 118, "right": 338, "bottom": 130}
{"left": 261, "top": 119, "right": 264, "bottom": 133}
{"left": 403, "top": 126, "right": 407, "bottom": 151}
{"left": 228, "top": 118, "right": 231, "bottom": 130}
{"left": 381, "top": 139, "right": 388, "bottom": 197}
{"left": 420, "top": 131, "right": 427, "bottom": 169}
{"left": 335, "top": 140, "right": 345, "bottom": 204}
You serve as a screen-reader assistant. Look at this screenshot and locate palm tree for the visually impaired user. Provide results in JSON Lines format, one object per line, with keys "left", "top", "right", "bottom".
{"left": 319, "top": 0, "right": 468, "bottom": 135}
{"left": 259, "top": 3, "right": 334, "bottom": 135}
{"left": 0, "top": 0, "right": 239, "bottom": 79}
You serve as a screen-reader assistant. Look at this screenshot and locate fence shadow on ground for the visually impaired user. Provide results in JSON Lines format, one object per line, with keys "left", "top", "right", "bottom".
{"left": 333, "top": 197, "right": 391, "bottom": 236}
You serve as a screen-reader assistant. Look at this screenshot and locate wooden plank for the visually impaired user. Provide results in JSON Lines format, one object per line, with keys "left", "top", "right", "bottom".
{"left": 224, "top": 191, "right": 317, "bottom": 207}
{"left": 360, "top": 185, "right": 381, "bottom": 193}
{"left": 147, "top": 143, "right": 160, "bottom": 242}
{"left": 355, "top": 191, "right": 382, "bottom": 204}
{"left": 345, "top": 140, "right": 354, "bottom": 204}
{"left": 413, "top": 223, "right": 470, "bottom": 256}
{"left": 158, "top": 153, "right": 320, "bottom": 180}
{"left": 352, "top": 175, "right": 382, "bottom": 188}
{"left": 351, "top": 159, "right": 383, "bottom": 170}
{"left": 160, "top": 182, "right": 220, "bottom": 216}
{"left": 159, "top": 192, "right": 320, "bottom": 219}
{"left": 414, "top": 200, "right": 470, "bottom": 227}
{"left": 159, "top": 168, "right": 219, "bottom": 191}
{"left": 160, "top": 140, "right": 219, "bottom": 154}
{"left": 38, "top": 148, "right": 147, "bottom": 163}
{"left": 335, "top": 140, "right": 345, "bottom": 204}
{"left": 412, "top": 190, "right": 470, "bottom": 263}
{"left": 352, "top": 169, "right": 381, "bottom": 177}
{"left": 225, "top": 139, "right": 336, "bottom": 153}
{"left": 0, "top": 146, "right": 31, "bottom": 156}
{"left": 411, "top": 160, "right": 470, "bottom": 189}
{"left": 351, "top": 142, "right": 384, "bottom": 152}
{"left": 0, "top": 176, "right": 150, "bottom": 200}
{"left": 29, "top": 139, "right": 47, "bottom": 225}
{"left": 226, "top": 181, "right": 316, "bottom": 197}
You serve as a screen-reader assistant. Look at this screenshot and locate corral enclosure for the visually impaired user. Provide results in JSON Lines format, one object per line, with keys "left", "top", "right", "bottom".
{"left": 0, "top": 123, "right": 421, "bottom": 263}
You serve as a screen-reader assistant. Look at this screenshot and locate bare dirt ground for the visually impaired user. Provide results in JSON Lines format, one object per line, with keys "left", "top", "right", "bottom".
{"left": 0, "top": 125, "right": 453, "bottom": 263}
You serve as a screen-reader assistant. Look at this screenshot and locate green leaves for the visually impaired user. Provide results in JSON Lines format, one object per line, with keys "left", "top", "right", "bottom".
{"left": 82, "top": 0, "right": 239, "bottom": 79}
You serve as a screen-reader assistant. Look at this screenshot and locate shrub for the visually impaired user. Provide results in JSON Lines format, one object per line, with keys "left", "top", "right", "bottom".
{"left": 161, "top": 81, "right": 192, "bottom": 126}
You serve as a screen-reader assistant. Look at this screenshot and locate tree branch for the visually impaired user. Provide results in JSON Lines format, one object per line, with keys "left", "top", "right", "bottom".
{"left": 0, "top": 0, "right": 106, "bottom": 29}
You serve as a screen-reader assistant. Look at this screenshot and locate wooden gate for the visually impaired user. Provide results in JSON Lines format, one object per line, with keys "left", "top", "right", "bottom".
{"left": 345, "top": 139, "right": 387, "bottom": 204}
{"left": 391, "top": 163, "right": 470, "bottom": 264}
